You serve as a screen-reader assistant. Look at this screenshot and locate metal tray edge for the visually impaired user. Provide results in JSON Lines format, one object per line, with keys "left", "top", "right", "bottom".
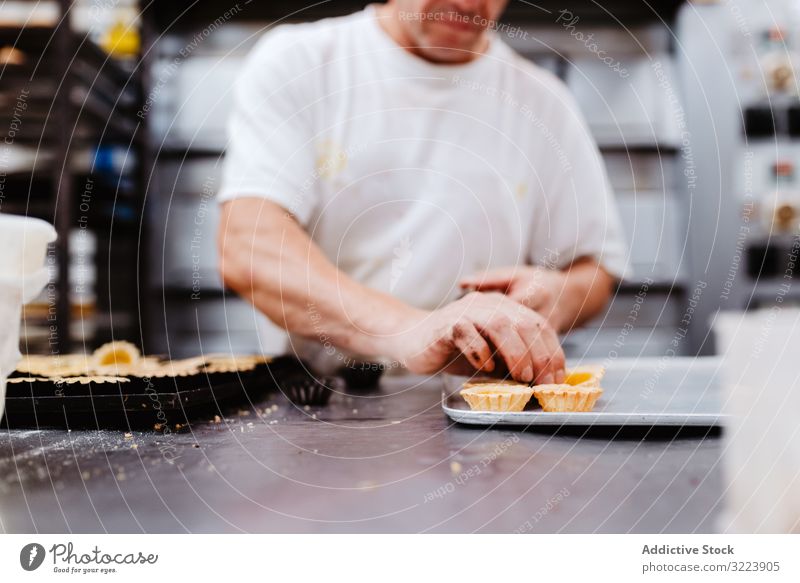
{"left": 442, "top": 403, "right": 729, "bottom": 427}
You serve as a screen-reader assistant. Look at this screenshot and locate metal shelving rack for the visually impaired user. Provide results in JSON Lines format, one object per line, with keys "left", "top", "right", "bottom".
{"left": 0, "top": 0, "right": 147, "bottom": 353}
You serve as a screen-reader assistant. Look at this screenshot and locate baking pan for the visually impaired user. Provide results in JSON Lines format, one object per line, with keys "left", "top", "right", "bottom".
{"left": 442, "top": 357, "right": 728, "bottom": 428}
{"left": 1, "top": 359, "right": 283, "bottom": 430}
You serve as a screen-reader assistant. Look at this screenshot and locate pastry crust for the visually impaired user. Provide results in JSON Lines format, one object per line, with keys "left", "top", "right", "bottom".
{"left": 8, "top": 375, "right": 129, "bottom": 384}
{"left": 7, "top": 376, "right": 54, "bottom": 383}
{"left": 201, "top": 358, "right": 258, "bottom": 374}
{"left": 16, "top": 347, "right": 190, "bottom": 379}
{"left": 56, "top": 376, "right": 130, "bottom": 384}
{"left": 533, "top": 384, "right": 603, "bottom": 412}
{"left": 15, "top": 354, "right": 93, "bottom": 377}
{"left": 147, "top": 357, "right": 205, "bottom": 377}
{"left": 202, "top": 363, "right": 257, "bottom": 374}
{"left": 529, "top": 364, "right": 605, "bottom": 412}
{"left": 461, "top": 378, "right": 526, "bottom": 390}
{"left": 12, "top": 346, "right": 273, "bottom": 382}
{"left": 460, "top": 383, "right": 535, "bottom": 412}
{"left": 204, "top": 353, "right": 271, "bottom": 368}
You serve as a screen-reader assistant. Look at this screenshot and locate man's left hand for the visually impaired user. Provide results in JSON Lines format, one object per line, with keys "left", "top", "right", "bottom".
{"left": 459, "top": 266, "right": 567, "bottom": 329}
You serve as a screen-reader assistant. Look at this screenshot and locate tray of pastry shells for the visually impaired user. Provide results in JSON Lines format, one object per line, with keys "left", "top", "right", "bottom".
{"left": 443, "top": 358, "right": 727, "bottom": 428}
{"left": 2, "top": 341, "right": 293, "bottom": 429}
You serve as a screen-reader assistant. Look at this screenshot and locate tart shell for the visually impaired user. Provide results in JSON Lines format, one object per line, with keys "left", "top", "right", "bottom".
{"left": 532, "top": 384, "right": 603, "bottom": 412}
{"left": 460, "top": 383, "right": 535, "bottom": 412}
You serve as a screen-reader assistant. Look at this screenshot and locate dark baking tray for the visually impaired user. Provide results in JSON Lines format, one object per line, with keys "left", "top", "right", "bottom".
{"left": 1, "top": 365, "right": 278, "bottom": 430}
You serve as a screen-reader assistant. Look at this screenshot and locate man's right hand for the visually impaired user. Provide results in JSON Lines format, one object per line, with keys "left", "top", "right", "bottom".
{"left": 392, "top": 291, "right": 566, "bottom": 384}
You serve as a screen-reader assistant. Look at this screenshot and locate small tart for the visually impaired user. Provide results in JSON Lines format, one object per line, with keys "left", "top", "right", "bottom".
{"left": 460, "top": 382, "right": 535, "bottom": 412}
{"left": 532, "top": 384, "right": 603, "bottom": 412}
{"left": 16, "top": 354, "right": 92, "bottom": 377}
{"left": 92, "top": 341, "right": 141, "bottom": 368}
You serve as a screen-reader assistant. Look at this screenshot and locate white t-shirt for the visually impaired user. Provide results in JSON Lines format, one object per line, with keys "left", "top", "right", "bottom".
{"left": 219, "top": 5, "right": 629, "bottom": 312}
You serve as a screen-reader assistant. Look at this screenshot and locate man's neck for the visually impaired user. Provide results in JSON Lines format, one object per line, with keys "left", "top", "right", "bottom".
{"left": 374, "top": 3, "right": 489, "bottom": 65}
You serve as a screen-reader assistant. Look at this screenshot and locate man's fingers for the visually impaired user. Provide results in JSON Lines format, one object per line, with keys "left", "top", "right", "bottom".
{"left": 543, "top": 326, "right": 567, "bottom": 382}
{"left": 459, "top": 267, "right": 520, "bottom": 291}
{"left": 459, "top": 276, "right": 512, "bottom": 292}
{"left": 555, "top": 366, "right": 567, "bottom": 384}
{"left": 476, "top": 317, "right": 534, "bottom": 383}
{"left": 517, "top": 319, "right": 565, "bottom": 384}
{"left": 443, "top": 292, "right": 565, "bottom": 385}
{"left": 450, "top": 321, "right": 495, "bottom": 373}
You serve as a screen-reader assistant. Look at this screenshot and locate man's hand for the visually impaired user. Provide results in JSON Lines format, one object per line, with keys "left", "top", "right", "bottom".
{"left": 392, "top": 291, "right": 566, "bottom": 384}
{"left": 458, "top": 259, "right": 614, "bottom": 332}
{"left": 460, "top": 265, "right": 564, "bottom": 321}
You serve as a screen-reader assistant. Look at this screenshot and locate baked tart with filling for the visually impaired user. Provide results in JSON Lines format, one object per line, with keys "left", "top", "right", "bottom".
{"left": 92, "top": 341, "right": 141, "bottom": 368}
{"left": 532, "top": 365, "right": 605, "bottom": 412}
{"left": 459, "top": 365, "right": 606, "bottom": 413}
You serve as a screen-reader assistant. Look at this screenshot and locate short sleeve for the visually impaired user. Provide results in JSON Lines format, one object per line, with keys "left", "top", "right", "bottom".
{"left": 528, "top": 89, "right": 630, "bottom": 280}
{"left": 217, "top": 28, "right": 318, "bottom": 225}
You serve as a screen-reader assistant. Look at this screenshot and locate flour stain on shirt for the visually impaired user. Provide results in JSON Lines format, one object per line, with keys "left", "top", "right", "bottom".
{"left": 390, "top": 236, "right": 413, "bottom": 292}
{"left": 315, "top": 140, "right": 348, "bottom": 180}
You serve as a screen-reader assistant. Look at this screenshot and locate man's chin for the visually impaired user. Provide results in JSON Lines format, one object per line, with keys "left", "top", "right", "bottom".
{"left": 415, "top": 40, "right": 484, "bottom": 64}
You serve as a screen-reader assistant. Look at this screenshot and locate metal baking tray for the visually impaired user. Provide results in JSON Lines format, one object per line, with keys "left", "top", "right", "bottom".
{"left": 442, "top": 357, "right": 728, "bottom": 427}
{"left": 1, "top": 365, "right": 278, "bottom": 430}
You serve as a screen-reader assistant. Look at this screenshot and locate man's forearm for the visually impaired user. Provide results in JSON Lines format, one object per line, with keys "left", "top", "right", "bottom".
{"left": 545, "top": 259, "right": 614, "bottom": 333}
{"left": 218, "top": 198, "right": 423, "bottom": 359}
{"left": 219, "top": 198, "right": 569, "bottom": 382}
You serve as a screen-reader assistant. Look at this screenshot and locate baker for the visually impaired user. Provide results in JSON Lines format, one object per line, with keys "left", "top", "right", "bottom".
{"left": 216, "top": 0, "right": 628, "bottom": 384}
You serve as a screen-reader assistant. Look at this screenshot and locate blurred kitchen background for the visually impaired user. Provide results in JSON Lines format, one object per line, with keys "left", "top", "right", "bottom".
{"left": 1, "top": 0, "right": 798, "bottom": 359}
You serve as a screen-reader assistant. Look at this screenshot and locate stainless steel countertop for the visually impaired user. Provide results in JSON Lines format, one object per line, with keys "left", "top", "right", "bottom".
{"left": 0, "top": 359, "right": 724, "bottom": 533}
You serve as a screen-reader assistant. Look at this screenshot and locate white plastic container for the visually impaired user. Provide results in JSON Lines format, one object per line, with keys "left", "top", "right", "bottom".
{"left": 715, "top": 309, "right": 800, "bottom": 533}
{"left": 0, "top": 214, "right": 57, "bottom": 422}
